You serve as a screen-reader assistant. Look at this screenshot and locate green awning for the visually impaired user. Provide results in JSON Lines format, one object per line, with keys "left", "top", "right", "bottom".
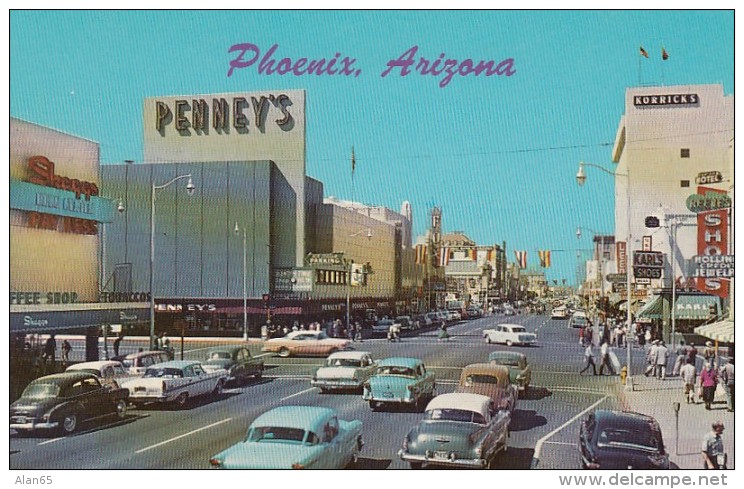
{"left": 674, "top": 295, "right": 718, "bottom": 321}
{"left": 636, "top": 296, "right": 663, "bottom": 320}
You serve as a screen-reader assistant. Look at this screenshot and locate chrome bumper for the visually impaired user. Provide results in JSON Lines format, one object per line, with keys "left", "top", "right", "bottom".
{"left": 10, "top": 420, "right": 58, "bottom": 430}
{"left": 398, "top": 449, "right": 487, "bottom": 468}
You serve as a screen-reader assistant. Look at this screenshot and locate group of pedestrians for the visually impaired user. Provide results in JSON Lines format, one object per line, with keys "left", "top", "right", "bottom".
{"left": 579, "top": 341, "right": 616, "bottom": 376}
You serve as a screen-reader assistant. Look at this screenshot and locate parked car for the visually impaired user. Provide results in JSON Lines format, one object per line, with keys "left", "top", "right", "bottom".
{"left": 482, "top": 323, "right": 537, "bottom": 346}
{"left": 113, "top": 350, "right": 171, "bottom": 376}
{"left": 456, "top": 363, "right": 517, "bottom": 414}
{"left": 417, "top": 314, "right": 434, "bottom": 328}
{"left": 465, "top": 306, "right": 483, "bottom": 319}
{"left": 487, "top": 351, "right": 532, "bottom": 394}
{"left": 551, "top": 306, "right": 569, "bottom": 319}
{"left": 398, "top": 392, "right": 510, "bottom": 469}
{"left": 261, "top": 330, "right": 351, "bottom": 358}
{"left": 120, "top": 360, "right": 228, "bottom": 408}
{"left": 66, "top": 360, "right": 133, "bottom": 389}
{"left": 311, "top": 351, "right": 377, "bottom": 393}
{"left": 363, "top": 357, "right": 436, "bottom": 411}
{"left": 579, "top": 410, "right": 669, "bottom": 470}
{"left": 447, "top": 310, "right": 462, "bottom": 321}
{"left": 425, "top": 312, "right": 442, "bottom": 328}
{"left": 10, "top": 371, "right": 129, "bottom": 436}
{"left": 569, "top": 312, "right": 591, "bottom": 329}
{"left": 209, "top": 405, "right": 364, "bottom": 469}
{"left": 371, "top": 319, "right": 395, "bottom": 337}
{"left": 503, "top": 306, "right": 516, "bottom": 316}
{"left": 395, "top": 315, "right": 418, "bottom": 331}
{"left": 201, "top": 346, "right": 264, "bottom": 385}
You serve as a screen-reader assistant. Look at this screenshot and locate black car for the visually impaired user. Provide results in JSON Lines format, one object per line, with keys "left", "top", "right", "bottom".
{"left": 10, "top": 371, "right": 130, "bottom": 436}
{"left": 202, "top": 346, "right": 264, "bottom": 385}
{"left": 579, "top": 410, "right": 669, "bottom": 469}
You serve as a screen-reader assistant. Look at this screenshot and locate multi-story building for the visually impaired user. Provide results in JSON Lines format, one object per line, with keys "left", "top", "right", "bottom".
{"left": 609, "top": 83, "right": 733, "bottom": 339}
{"left": 440, "top": 232, "right": 506, "bottom": 305}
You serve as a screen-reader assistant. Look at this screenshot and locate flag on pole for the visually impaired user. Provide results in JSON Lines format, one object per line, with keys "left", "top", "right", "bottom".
{"left": 538, "top": 250, "right": 552, "bottom": 268}
{"left": 639, "top": 46, "right": 649, "bottom": 58}
{"left": 439, "top": 248, "right": 449, "bottom": 267}
{"left": 415, "top": 244, "right": 428, "bottom": 265}
{"left": 662, "top": 47, "right": 669, "bottom": 60}
{"left": 514, "top": 250, "right": 527, "bottom": 269}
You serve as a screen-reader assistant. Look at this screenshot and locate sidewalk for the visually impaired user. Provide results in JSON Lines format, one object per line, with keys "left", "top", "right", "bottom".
{"left": 619, "top": 374, "right": 734, "bottom": 470}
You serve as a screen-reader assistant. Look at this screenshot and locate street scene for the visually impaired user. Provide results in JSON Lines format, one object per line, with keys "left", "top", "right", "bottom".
{"left": 8, "top": 9, "right": 734, "bottom": 478}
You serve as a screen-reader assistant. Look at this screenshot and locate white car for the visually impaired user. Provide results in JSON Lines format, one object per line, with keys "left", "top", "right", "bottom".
{"left": 121, "top": 360, "right": 227, "bottom": 408}
{"left": 551, "top": 306, "right": 569, "bottom": 319}
{"left": 311, "top": 351, "right": 377, "bottom": 392}
{"left": 66, "top": 360, "right": 134, "bottom": 388}
{"left": 483, "top": 324, "right": 537, "bottom": 347}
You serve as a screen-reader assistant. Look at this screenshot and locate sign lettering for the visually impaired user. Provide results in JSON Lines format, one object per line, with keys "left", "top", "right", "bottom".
{"left": 633, "top": 93, "right": 699, "bottom": 107}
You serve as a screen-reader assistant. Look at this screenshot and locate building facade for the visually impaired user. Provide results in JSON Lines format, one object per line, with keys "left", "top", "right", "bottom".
{"left": 610, "top": 84, "right": 733, "bottom": 339}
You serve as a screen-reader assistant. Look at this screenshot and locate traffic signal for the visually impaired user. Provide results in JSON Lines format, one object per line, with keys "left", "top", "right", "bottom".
{"left": 644, "top": 216, "right": 660, "bottom": 228}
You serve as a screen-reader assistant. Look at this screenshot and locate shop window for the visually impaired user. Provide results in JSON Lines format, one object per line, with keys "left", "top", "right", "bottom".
{"left": 680, "top": 148, "right": 690, "bottom": 158}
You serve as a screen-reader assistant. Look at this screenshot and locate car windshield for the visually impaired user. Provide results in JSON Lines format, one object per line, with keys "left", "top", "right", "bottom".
{"left": 247, "top": 426, "right": 307, "bottom": 444}
{"left": 21, "top": 383, "right": 60, "bottom": 399}
{"left": 597, "top": 428, "right": 660, "bottom": 451}
{"left": 376, "top": 366, "right": 415, "bottom": 377}
{"left": 326, "top": 358, "right": 362, "bottom": 368}
{"left": 426, "top": 408, "right": 486, "bottom": 424}
{"left": 208, "top": 352, "right": 231, "bottom": 360}
{"left": 463, "top": 374, "right": 499, "bottom": 386}
{"left": 491, "top": 357, "right": 520, "bottom": 367}
{"left": 143, "top": 367, "right": 183, "bottom": 378}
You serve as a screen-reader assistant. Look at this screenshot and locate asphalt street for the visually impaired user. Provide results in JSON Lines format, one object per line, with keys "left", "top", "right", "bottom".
{"left": 10, "top": 314, "right": 650, "bottom": 470}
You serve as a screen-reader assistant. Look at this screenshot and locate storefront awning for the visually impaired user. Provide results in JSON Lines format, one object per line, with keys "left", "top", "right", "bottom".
{"left": 694, "top": 318, "right": 734, "bottom": 344}
{"left": 673, "top": 295, "right": 718, "bottom": 321}
{"left": 636, "top": 296, "right": 663, "bottom": 320}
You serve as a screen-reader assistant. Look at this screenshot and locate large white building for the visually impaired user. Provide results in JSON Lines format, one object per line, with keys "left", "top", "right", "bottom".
{"left": 609, "top": 84, "right": 733, "bottom": 335}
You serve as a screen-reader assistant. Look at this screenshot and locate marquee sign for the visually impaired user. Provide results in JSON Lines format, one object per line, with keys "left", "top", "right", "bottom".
{"left": 696, "top": 187, "right": 729, "bottom": 298}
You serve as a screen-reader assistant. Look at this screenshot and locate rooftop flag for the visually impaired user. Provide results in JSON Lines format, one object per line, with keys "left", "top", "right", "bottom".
{"left": 640, "top": 45, "right": 649, "bottom": 58}
{"left": 514, "top": 250, "right": 527, "bottom": 269}
{"left": 662, "top": 47, "right": 669, "bottom": 60}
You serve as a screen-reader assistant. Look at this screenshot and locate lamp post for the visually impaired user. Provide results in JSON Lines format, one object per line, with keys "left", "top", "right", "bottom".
{"left": 100, "top": 198, "right": 125, "bottom": 361}
{"left": 234, "top": 222, "right": 248, "bottom": 341}
{"left": 577, "top": 161, "right": 632, "bottom": 388}
{"left": 346, "top": 228, "right": 373, "bottom": 330}
{"left": 150, "top": 174, "right": 195, "bottom": 351}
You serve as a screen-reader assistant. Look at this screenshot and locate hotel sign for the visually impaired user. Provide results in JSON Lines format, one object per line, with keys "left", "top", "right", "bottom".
{"left": 633, "top": 93, "right": 699, "bottom": 107}
{"left": 274, "top": 268, "right": 313, "bottom": 292}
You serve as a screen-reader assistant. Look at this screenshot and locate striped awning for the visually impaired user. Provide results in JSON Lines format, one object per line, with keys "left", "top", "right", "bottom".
{"left": 636, "top": 296, "right": 663, "bottom": 320}
{"left": 674, "top": 295, "right": 719, "bottom": 320}
{"left": 694, "top": 319, "right": 734, "bottom": 344}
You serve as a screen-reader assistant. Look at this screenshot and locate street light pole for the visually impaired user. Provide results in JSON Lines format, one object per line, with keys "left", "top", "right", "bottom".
{"left": 235, "top": 223, "right": 248, "bottom": 341}
{"left": 346, "top": 228, "right": 373, "bottom": 330}
{"left": 577, "top": 161, "right": 632, "bottom": 388}
{"left": 150, "top": 174, "right": 195, "bottom": 351}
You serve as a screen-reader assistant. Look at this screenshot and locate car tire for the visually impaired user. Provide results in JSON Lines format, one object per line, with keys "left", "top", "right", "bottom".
{"left": 254, "top": 368, "right": 263, "bottom": 380}
{"left": 61, "top": 412, "right": 78, "bottom": 435}
{"left": 174, "top": 392, "right": 189, "bottom": 408}
{"left": 212, "top": 380, "right": 224, "bottom": 397}
{"left": 278, "top": 347, "right": 290, "bottom": 358}
{"left": 115, "top": 399, "right": 128, "bottom": 419}
{"left": 319, "top": 388, "right": 328, "bottom": 394}
{"left": 485, "top": 336, "right": 492, "bottom": 344}
{"left": 369, "top": 400, "right": 378, "bottom": 411}
{"left": 409, "top": 462, "right": 423, "bottom": 470}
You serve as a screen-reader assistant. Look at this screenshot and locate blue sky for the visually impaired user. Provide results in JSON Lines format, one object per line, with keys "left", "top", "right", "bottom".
{"left": 9, "top": 10, "right": 734, "bottom": 285}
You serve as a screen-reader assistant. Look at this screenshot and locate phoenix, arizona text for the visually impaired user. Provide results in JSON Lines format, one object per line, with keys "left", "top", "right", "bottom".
{"left": 227, "top": 43, "right": 516, "bottom": 88}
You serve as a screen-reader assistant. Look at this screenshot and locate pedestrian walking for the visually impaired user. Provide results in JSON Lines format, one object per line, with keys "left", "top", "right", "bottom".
{"left": 644, "top": 340, "right": 660, "bottom": 377}
{"left": 672, "top": 340, "right": 689, "bottom": 377}
{"left": 580, "top": 343, "right": 598, "bottom": 376}
{"left": 347, "top": 322, "right": 355, "bottom": 342}
{"left": 701, "top": 421, "right": 727, "bottom": 469}
{"left": 599, "top": 341, "right": 615, "bottom": 376}
{"left": 43, "top": 334, "right": 57, "bottom": 368}
{"left": 354, "top": 321, "right": 363, "bottom": 342}
{"left": 113, "top": 333, "right": 124, "bottom": 357}
{"left": 655, "top": 341, "right": 670, "bottom": 380}
{"left": 720, "top": 358, "right": 734, "bottom": 412}
{"left": 703, "top": 341, "right": 716, "bottom": 367}
{"left": 680, "top": 358, "right": 697, "bottom": 404}
{"left": 699, "top": 362, "right": 718, "bottom": 410}
{"left": 61, "top": 339, "right": 72, "bottom": 366}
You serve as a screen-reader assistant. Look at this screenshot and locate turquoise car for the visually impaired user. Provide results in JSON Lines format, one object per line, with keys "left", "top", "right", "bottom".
{"left": 209, "top": 406, "right": 363, "bottom": 469}
{"left": 362, "top": 357, "right": 436, "bottom": 411}
{"left": 488, "top": 351, "right": 532, "bottom": 395}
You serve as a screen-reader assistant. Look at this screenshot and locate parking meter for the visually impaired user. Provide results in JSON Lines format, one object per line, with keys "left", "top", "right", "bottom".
{"left": 673, "top": 402, "right": 680, "bottom": 455}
